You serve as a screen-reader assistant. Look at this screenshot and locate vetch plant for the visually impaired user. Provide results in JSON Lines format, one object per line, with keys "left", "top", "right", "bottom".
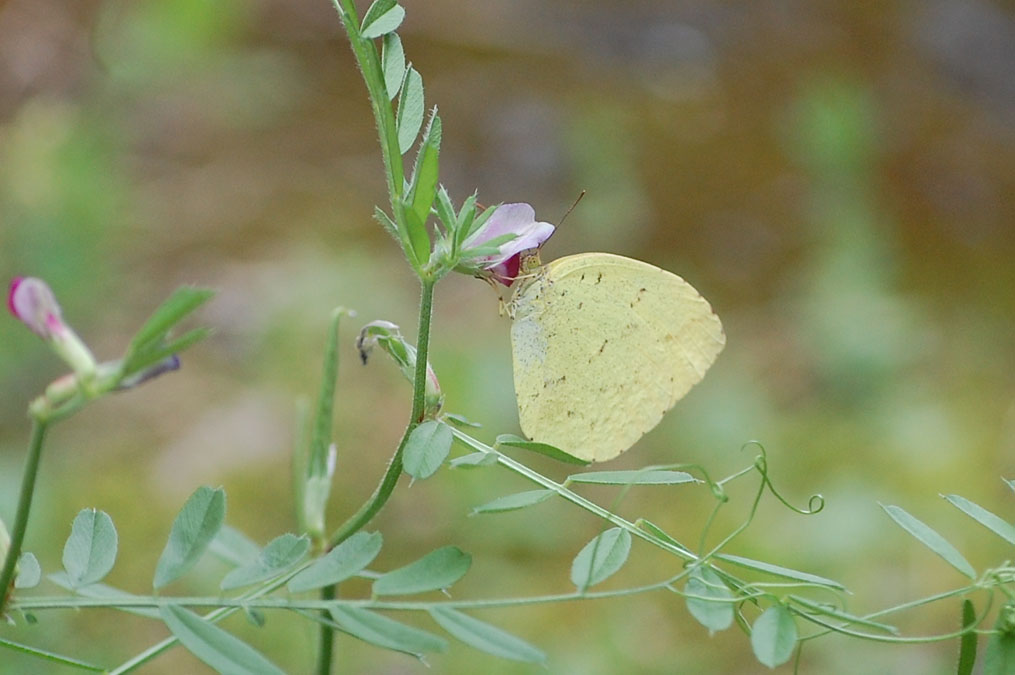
{"left": 2, "top": 2, "right": 1014, "bottom": 673}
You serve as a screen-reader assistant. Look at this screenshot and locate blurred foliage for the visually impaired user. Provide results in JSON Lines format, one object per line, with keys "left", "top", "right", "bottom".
{"left": 1, "top": 0, "right": 1013, "bottom": 672}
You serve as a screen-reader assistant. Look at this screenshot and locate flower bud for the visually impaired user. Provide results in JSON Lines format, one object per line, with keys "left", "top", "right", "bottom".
{"left": 8, "top": 277, "right": 60, "bottom": 339}
{"left": 8, "top": 277, "right": 97, "bottom": 379}
{"left": 358, "top": 320, "right": 444, "bottom": 417}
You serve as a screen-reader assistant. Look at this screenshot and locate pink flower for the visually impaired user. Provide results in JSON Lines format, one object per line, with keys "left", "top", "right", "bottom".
{"left": 8, "top": 277, "right": 64, "bottom": 339}
{"left": 460, "top": 203, "right": 554, "bottom": 285}
{"left": 9, "top": 276, "right": 97, "bottom": 378}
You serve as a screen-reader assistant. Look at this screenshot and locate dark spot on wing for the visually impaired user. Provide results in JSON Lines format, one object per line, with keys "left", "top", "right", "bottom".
{"left": 630, "top": 287, "right": 649, "bottom": 308}
{"left": 596, "top": 272, "right": 603, "bottom": 284}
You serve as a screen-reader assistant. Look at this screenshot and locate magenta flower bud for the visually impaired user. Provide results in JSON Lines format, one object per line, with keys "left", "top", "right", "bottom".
{"left": 459, "top": 203, "right": 555, "bottom": 285}
{"left": 8, "top": 277, "right": 63, "bottom": 339}
{"left": 8, "top": 276, "right": 97, "bottom": 378}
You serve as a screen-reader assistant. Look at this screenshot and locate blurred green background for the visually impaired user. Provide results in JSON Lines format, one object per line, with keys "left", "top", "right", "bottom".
{"left": 1, "top": 0, "right": 1013, "bottom": 672}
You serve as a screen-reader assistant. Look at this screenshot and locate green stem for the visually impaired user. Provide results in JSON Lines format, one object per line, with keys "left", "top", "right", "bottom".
{"left": 0, "top": 418, "right": 48, "bottom": 617}
{"left": 327, "top": 279, "right": 436, "bottom": 549}
{"left": 315, "top": 585, "right": 336, "bottom": 675}
{"left": 108, "top": 570, "right": 299, "bottom": 674}
{"left": 333, "top": 0, "right": 414, "bottom": 266}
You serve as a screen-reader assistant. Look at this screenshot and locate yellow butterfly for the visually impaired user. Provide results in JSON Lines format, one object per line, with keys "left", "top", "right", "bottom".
{"left": 509, "top": 252, "right": 725, "bottom": 462}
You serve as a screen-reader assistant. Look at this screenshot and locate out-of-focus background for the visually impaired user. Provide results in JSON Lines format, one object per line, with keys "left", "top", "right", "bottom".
{"left": 1, "top": 0, "right": 1013, "bottom": 672}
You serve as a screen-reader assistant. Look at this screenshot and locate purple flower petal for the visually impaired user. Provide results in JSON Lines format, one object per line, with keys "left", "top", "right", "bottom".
{"left": 463, "top": 203, "right": 538, "bottom": 248}
{"left": 459, "top": 203, "right": 555, "bottom": 284}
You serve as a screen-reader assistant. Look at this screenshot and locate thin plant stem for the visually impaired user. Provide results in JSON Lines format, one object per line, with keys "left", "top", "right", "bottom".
{"left": 327, "top": 279, "right": 436, "bottom": 550}
{"left": 315, "top": 584, "right": 336, "bottom": 675}
{"left": 316, "top": 5, "right": 433, "bottom": 672}
{"left": 0, "top": 418, "right": 48, "bottom": 617}
{"left": 107, "top": 571, "right": 299, "bottom": 674}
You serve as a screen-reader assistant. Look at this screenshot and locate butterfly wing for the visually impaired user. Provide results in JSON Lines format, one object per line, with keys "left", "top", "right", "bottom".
{"left": 510, "top": 253, "right": 725, "bottom": 462}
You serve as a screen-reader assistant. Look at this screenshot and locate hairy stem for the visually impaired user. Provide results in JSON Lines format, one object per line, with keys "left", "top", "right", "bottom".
{"left": 332, "top": 0, "right": 414, "bottom": 265}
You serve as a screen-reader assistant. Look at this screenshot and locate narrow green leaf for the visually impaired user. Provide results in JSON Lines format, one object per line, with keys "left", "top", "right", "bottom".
{"left": 373, "top": 546, "right": 471, "bottom": 596}
{"left": 460, "top": 241, "right": 514, "bottom": 258}
{"left": 958, "top": 599, "right": 977, "bottom": 675}
{"left": 373, "top": 206, "right": 399, "bottom": 239}
{"left": 570, "top": 527, "right": 631, "bottom": 589}
{"left": 123, "top": 287, "right": 213, "bottom": 372}
{"left": 381, "top": 33, "right": 405, "bottom": 100}
{"left": 221, "top": 533, "right": 309, "bottom": 590}
{"left": 943, "top": 494, "right": 1015, "bottom": 545}
{"left": 984, "top": 604, "right": 1015, "bottom": 675}
{"left": 568, "top": 470, "right": 696, "bottom": 485}
{"left": 0, "top": 636, "right": 106, "bottom": 672}
{"left": 301, "top": 309, "right": 346, "bottom": 538}
{"left": 209, "top": 524, "right": 261, "bottom": 568}
{"left": 403, "top": 201, "right": 431, "bottom": 267}
{"left": 1004, "top": 478, "right": 1015, "bottom": 494}
{"left": 453, "top": 193, "right": 478, "bottom": 251}
{"left": 403, "top": 420, "right": 453, "bottom": 480}
{"left": 330, "top": 606, "right": 447, "bottom": 656}
{"left": 751, "top": 604, "right": 797, "bottom": 668}
{"left": 359, "top": 0, "right": 395, "bottom": 28}
{"left": 288, "top": 531, "right": 383, "bottom": 592}
{"left": 461, "top": 201, "right": 497, "bottom": 244}
{"left": 636, "top": 519, "right": 692, "bottom": 554}
{"left": 496, "top": 434, "right": 591, "bottom": 466}
{"left": 408, "top": 111, "right": 441, "bottom": 230}
{"left": 48, "top": 572, "right": 161, "bottom": 619}
{"left": 434, "top": 186, "right": 457, "bottom": 236}
{"left": 429, "top": 607, "right": 545, "bottom": 663}
{"left": 127, "top": 286, "right": 214, "bottom": 352}
{"left": 160, "top": 604, "right": 285, "bottom": 675}
{"left": 470, "top": 490, "right": 555, "bottom": 515}
{"left": 788, "top": 595, "right": 897, "bottom": 634}
{"left": 361, "top": 1, "right": 405, "bottom": 39}
{"left": 309, "top": 311, "right": 342, "bottom": 479}
{"left": 120, "top": 327, "right": 210, "bottom": 383}
{"left": 881, "top": 504, "right": 976, "bottom": 579}
{"left": 444, "top": 412, "right": 480, "bottom": 428}
{"left": 62, "top": 509, "right": 117, "bottom": 588}
{"left": 715, "top": 554, "right": 845, "bottom": 590}
{"left": 14, "top": 552, "right": 40, "bottom": 589}
{"left": 685, "top": 566, "right": 734, "bottom": 634}
{"left": 449, "top": 451, "right": 498, "bottom": 469}
{"left": 244, "top": 607, "right": 266, "bottom": 628}
{"left": 396, "top": 67, "right": 424, "bottom": 155}
{"left": 154, "top": 486, "right": 227, "bottom": 589}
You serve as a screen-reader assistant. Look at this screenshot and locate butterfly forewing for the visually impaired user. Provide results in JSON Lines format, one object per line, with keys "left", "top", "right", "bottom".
{"left": 510, "top": 253, "right": 724, "bottom": 462}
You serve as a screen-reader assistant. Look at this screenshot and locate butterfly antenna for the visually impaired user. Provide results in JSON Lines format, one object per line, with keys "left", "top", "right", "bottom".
{"left": 559, "top": 190, "right": 586, "bottom": 227}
